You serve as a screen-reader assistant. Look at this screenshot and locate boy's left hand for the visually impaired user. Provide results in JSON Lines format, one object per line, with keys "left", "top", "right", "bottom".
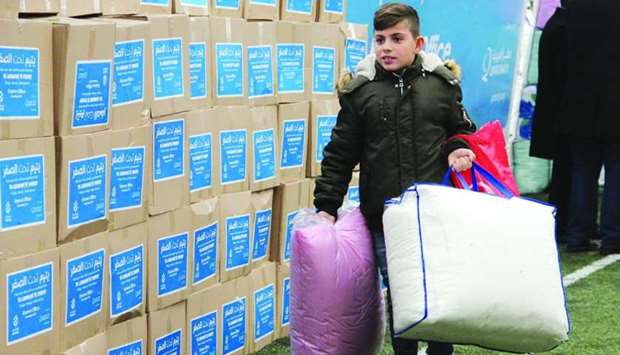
{"left": 448, "top": 148, "right": 476, "bottom": 172}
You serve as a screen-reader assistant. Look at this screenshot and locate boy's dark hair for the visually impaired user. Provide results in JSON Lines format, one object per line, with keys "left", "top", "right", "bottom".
{"left": 374, "top": 3, "right": 421, "bottom": 37}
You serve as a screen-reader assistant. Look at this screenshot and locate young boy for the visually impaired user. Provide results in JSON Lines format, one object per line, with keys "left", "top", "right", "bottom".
{"left": 314, "top": 3, "right": 476, "bottom": 355}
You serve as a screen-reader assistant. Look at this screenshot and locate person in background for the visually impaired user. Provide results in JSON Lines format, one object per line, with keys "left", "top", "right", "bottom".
{"left": 313, "top": 3, "right": 476, "bottom": 354}
{"left": 563, "top": 0, "right": 620, "bottom": 254}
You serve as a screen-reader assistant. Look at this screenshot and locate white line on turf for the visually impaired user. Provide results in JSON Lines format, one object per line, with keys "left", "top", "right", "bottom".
{"left": 563, "top": 254, "right": 620, "bottom": 287}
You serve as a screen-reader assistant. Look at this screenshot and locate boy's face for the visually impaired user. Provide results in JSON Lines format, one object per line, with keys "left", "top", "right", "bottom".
{"left": 374, "top": 20, "right": 425, "bottom": 72}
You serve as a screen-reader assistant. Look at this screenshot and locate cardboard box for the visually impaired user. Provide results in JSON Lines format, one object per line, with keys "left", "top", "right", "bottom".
{"left": 174, "top": 0, "right": 209, "bottom": 16}
{"left": 109, "top": 125, "right": 151, "bottom": 231}
{"left": 107, "top": 223, "right": 147, "bottom": 326}
{"left": 216, "top": 106, "right": 251, "bottom": 194}
{"left": 0, "top": 137, "right": 56, "bottom": 260}
{"left": 147, "top": 14, "right": 191, "bottom": 118}
{"left": 149, "top": 113, "right": 189, "bottom": 215}
{"left": 147, "top": 301, "right": 186, "bottom": 355}
{"left": 308, "top": 99, "right": 339, "bottom": 177}
{"left": 52, "top": 18, "right": 114, "bottom": 136}
{"left": 221, "top": 277, "right": 250, "bottom": 355}
{"left": 189, "top": 17, "right": 213, "bottom": 110}
{"left": 0, "top": 1, "right": 17, "bottom": 17}
{"left": 275, "top": 262, "right": 290, "bottom": 338}
{"left": 280, "top": 0, "right": 317, "bottom": 22}
{"left": 59, "top": 0, "right": 102, "bottom": 17}
{"left": 270, "top": 178, "right": 310, "bottom": 263}
{"left": 308, "top": 177, "right": 315, "bottom": 206}
{"left": 339, "top": 22, "right": 369, "bottom": 75}
{"left": 190, "top": 197, "right": 220, "bottom": 294}
{"left": 147, "top": 207, "right": 191, "bottom": 312}
{"left": 245, "top": 21, "right": 277, "bottom": 107}
{"left": 250, "top": 106, "right": 279, "bottom": 191}
{"left": 0, "top": 19, "right": 53, "bottom": 140}
{"left": 248, "top": 262, "right": 276, "bottom": 352}
{"left": 19, "top": 0, "right": 60, "bottom": 15}
{"left": 139, "top": 0, "right": 172, "bottom": 14}
{"left": 250, "top": 190, "right": 273, "bottom": 269}
{"left": 210, "top": 17, "right": 248, "bottom": 106}
{"left": 278, "top": 101, "right": 309, "bottom": 183}
{"left": 188, "top": 109, "right": 220, "bottom": 202}
{"left": 310, "top": 23, "right": 339, "bottom": 99}
{"left": 186, "top": 283, "right": 221, "bottom": 355}
{"left": 107, "top": 315, "right": 147, "bottom": 355}
{"left": 59, "top": 232, "right": 109, "bottom": 351}
{"left": 275, "top": 21, "right": 311, "bottom": 103}
{"left": 211, "top": 0, "right": 243, "bottom": 18}
{"left": 0, "top": 248, "right": 60, "bottom": 354}
{"left": 62, "top": 332, "right": 106, "bottom": 355}
{"left": 56, "top": 131, "right": 111, "bottom": 243}
{"left": 102, "top": 0, "right": 139, "bottom": 15}
{"left": 219, "top": 191, "right": 252, "bottom": 282}
{"left": 101, "top": 18, "right": 152, "bottom": 130}
{"left": 244, "top": 0, "right": 278, "bottom": 20}
{"left": 317, "top": 0, "right": 345, "bottom": 23}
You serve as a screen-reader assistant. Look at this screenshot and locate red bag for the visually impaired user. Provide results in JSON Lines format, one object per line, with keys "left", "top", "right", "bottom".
{"left": 451, "top": 120, "right": 520, "bottom": 197}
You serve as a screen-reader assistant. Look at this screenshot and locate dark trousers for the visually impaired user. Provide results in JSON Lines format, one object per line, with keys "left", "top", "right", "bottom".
{"left": 549, "top": 153, "right": 572, "bottom": 240}
{"left": 566, "top": 140, "right": 620, "bottom": 250}
{"left": 372, "top": 230, "right": 454, "bottom": 355}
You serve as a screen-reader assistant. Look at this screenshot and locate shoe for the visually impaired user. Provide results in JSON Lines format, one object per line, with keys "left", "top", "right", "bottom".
{"left": 565, "top": 242, "right": 599, "bottom": 253}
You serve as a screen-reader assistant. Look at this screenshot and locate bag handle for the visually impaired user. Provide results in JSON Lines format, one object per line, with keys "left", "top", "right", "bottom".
{"left": 442, "top": 162, "right": 514, "bottom": 199}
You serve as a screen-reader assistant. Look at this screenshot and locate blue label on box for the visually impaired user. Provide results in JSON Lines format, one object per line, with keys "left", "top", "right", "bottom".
{"left": 282, "top": 278, "right": 290, "bottom": 326}
{"left": 345, "top": 39, "right": 367, "bottom": 74}
{"left": 66, "top": 249, "right": 105, "bottom": 326}
{"left": 312, "top": 47, "right": 335, "bottom": 95}
{"left": 348, "top": 186, "right": 360, "bottom": 204}
{"left": 250, "top": 0, "right": 276, "bottom": 5}
{"left": 222, "top": 297, "right": 246, "bottom": 355}
{"left": 324, "top": 0, "right": 343, "bottom": 13}
{"left": 280, "top": 120, "right": 306, "bottom": 169}
{"left": 191, "top": 311, "right": 217, "bottom": 355}
{"left": 109, "top": 244, "right": 144, "bottom": 318}
{"left": 252, "top": 209, "right": 271, "bottom": 261}
{"left": 253, "top": 284, "right": 275, "bottom": 341}
{"left": 276, "top": 44, "right": 304, "bottom": 94}
{"left": 215, "top": 43, "right": 243, "bottom": 98}
{"left": 0, "top": 46, "right": 39, "bottom": 119}
{"left": 380, "top": 270, "right": 387, "bottom": 290}
{"left": 189, "top": 43, "right": 207, "bottom": 100}
{"left": 252, "top": 128, "right": 275, "bottom": 183}
{"left": 157, "top": 233, "right": 188, "bottom": 297}
{"left": 67, "top": 155, "right": 107, "bottom": 228}
{"left": 152, "top": 38, "right": 184, "bottom": 100}
{"left": 287, "top": 0, "right": 312, "bottom": 14}
{"left": 283, "top": 211, "right": 297, "bottom": 262}
{"left": 6, "top": 262, "right": 53, "bottom": 345}
{"left": 215, "top": 0, "right": 240, "bottom": 9}
{"left": 154, "top": 329, "right": 182, "bottom": 355}
{"left": 72, "top": 61, "right": 112, "bottom": 128}
{"left": 225, "top": 214, "right": 250, "bottom": 271}
{"left": 110, "top": 147, "right": 145, "bottom": 212}
{"left": 153, "top": 119, "right": 185, "bottom": 182}
{"left": 315, "top": 115, "right": 337, "bottom": 162}
{"left": 219, "top": 129, "right": 246, "bottom": 185}
{"left": 193, "top": 222, "right": 217, "bottom": 285}
{"left": 0, "top": 155, "right": 45, "bottom": 231}
{"left": 108, "top": 339, "right": 143, "bottom": 355}
{"left": 113, "top": 40, "right": 145, "bottom": 107}
{"left": 181, "top": 0, "right": 207, "bottom": 7}
{"left": 189, "top": 133, "right": 212, "bottom": 192}
{"left": 141, "top": 0, "right": 169, "bottom": 6}
{"left": 247, "top": 45, "right": 274, "bottom": 99}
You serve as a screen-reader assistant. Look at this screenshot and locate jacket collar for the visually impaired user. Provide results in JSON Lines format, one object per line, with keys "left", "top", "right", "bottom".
{"left": 353, "top": 51, "right": 445, "bottom": 83}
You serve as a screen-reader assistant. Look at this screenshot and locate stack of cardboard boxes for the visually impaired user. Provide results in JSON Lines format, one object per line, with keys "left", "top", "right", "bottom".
{"left": 0, "top": 0, "right": 367, "bottom": 353}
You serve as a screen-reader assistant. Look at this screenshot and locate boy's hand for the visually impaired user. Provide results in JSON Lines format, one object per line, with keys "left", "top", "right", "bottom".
{"left": 448, "top": 148, "right": 476, "bottom": 172}
{"left": 318, "top": 211, "right": 336, "bottom": 224}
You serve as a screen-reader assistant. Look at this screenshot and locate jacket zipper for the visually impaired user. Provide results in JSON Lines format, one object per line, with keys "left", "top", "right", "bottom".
{"left": 392, "top": 71, "right": 406, "bottom": 190}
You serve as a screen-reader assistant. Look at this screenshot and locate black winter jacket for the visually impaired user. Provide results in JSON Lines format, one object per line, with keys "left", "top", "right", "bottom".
{"left": 314, "top": 53, "right": 476, "bottom": 232}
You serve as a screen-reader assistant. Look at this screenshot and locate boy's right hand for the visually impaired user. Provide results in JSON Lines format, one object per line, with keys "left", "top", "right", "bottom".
{"left": 318, "top": 211, "right": 336, "bottom": 224}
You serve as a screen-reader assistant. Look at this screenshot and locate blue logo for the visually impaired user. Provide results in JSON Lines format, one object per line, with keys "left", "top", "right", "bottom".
{"left": 180, "top": 0, "right": 207, "bottom": 7}
{"left": 72, "top": 60, "right": 112, "bottom": 128}
{"left": 312, "top": 47, "right": 335, "bottom": 95}
{"left": 0, "top": 154, "right": 46, "bottom": 231}
{"left": 108, "top": 339, "right": 143, "bottom": 355}
{"left": 191, "top": 311, "right": 217, "bottom": 355}
{"left": 345, "top": 39, "right": 367, "bottom": 74}
{"left": 110, "top": 146, "right": 145, "bottom": 212}
{"left": 6, "top": 262, "right": 53, "bottom": 345}
{"left": 315, "top": 115, "right": 337, "bottom": 162}
{"left": 113, "top": 39, "right": 145, "bottom": 107}
{"left": 222, "top": 297, "right": 246, "bottom": 355}
{"left": 253, "top": 284, "right": 275, "bottom": 341}
{"left": 280, "top": 120, "right": 306, "bottom": 169}
{"left": 283, "top": 211, "right": 297, "bottom": 262}
{"left": 109, "top": 244, "right": 144, "bottom": 318}
{"left": 215, "top": 43, "right": 244, "bottom": 98}
{"left": 324, "top": 0, "right": 343, "bottom": 14}
{"left": 219, "top": 129, "right": 247, "bottom": 185}
{"left": 282, "top": 278, "right": 290, "bottom": 326}
{"left": 215, "top": 0, "right": 240, "bottom": 9}
{"left": 276, "top": 44, "right": 304, "bottom": 94}
{"left": 193, "top": 222, "right": 218, "bottom": 285}
{"left": 0, "top": 46, "right": 40, "bottom": 119}
{"left": 67, "top": 155, "right": 107, "bottom": 228}
{"left": 189, "top": 42, "right": 207, "bottom": 100}
{"left": 153, "top": 119, "right": 185, "bottom": 182}
{"left": 252, "top": 209, "right": 272, "bottom": 261}
{"left": 157, "top": 233, "right": 188, "bottom": 297}
{"left": 154, "top": 329, "right": 182, "bottom": 355}
{"left": 189, "top": 133, "right": 213, "bottom": 192}
{"left": 252, "top": 128, "right": 276, "bottom": 183}
{"left": 225, "top": 214, "right": 250, "bottom": 271}
{"left": 287, "top": 0, "right": 312, "bottom": 14}
{"left": 152, "top": 38, "right": 184, "bottom": 100}
{"left": 247, "top": 45, "right": 274, "bottom": 99}
{"left": 347, "top": 186, "right": 360, "bottom": 204}
{"left": 250, "top": 0, "right": 276, "bottom": 5}
{"left": 65, "top": 249, "right": 106, "bottom": 326}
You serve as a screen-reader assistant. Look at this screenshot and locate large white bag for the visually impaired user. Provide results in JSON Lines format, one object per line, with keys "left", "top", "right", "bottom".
{"left": 383, "top": 166, "right": 570, "bottom": 353}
